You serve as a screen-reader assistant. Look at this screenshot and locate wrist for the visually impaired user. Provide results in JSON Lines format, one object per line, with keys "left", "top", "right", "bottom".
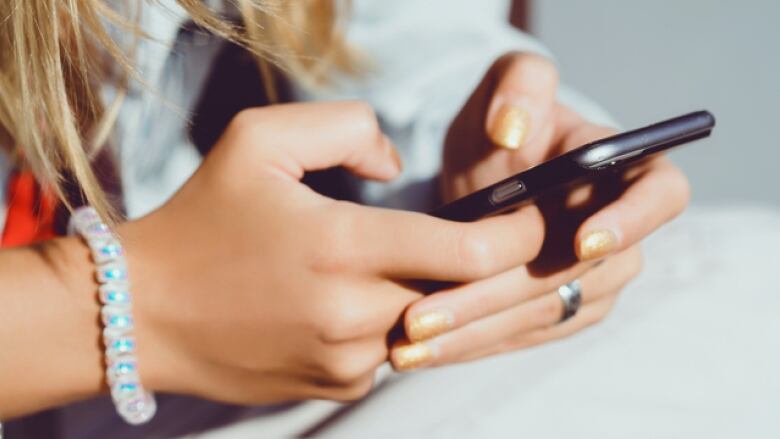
{"left": 0, "top": 237, "right": 105, "bottom": 418}
{"left": 116, "top": 214, "right": 180, "bottom": 395}
{"left": 41, "top": 236, "right": 107, "bottom": 396}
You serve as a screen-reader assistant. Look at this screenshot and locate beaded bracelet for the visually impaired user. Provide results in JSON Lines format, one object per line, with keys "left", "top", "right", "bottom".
{"left": 69, "top": 207, "right": 156, "bottom": 425}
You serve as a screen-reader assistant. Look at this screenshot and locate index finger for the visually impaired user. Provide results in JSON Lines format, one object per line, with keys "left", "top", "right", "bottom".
{"left": 349, "top": 204, "right": 545, "bottom": 282}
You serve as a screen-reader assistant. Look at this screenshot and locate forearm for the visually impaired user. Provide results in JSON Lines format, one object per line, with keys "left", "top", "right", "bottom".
{"left": 0, "top": 237, "right": 104, "bottom": 419}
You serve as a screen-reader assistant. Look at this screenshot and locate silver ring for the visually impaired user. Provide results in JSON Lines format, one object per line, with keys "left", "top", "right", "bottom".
{"left": 557, "top": 280, "right": 582, "bottom": 322}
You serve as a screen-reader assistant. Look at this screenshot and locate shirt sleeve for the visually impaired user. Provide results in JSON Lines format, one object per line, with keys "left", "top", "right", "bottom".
{"left": 291, "top": 0, "right": 618, "bottom": 211}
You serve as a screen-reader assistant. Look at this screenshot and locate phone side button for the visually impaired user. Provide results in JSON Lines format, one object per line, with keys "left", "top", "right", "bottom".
{"left": 490, "top": 180, "right": 525, "bottom": 205}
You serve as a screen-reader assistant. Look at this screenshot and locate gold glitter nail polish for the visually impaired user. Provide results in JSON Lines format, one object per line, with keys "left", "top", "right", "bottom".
{"left": 392, "top": 342, "right": 436, "bottom": 371}
{"left": 407, "top": 310, "right": 454, "bottom": 342}
{"left": 577, "top": 230, "right": 618, "bottom": 261}
{"left": 488, "top": 104, "right": 531, "bottom": 150}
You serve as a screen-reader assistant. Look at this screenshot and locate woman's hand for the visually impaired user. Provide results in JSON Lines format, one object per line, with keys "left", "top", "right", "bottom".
{"left": 390, "top": 53, "right": 690, "bottom": 369}
{"left": 120, "top": 102, "right": 549, "bottom": 403}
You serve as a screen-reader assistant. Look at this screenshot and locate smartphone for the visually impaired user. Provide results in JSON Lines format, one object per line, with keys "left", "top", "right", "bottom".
{"left": 431, "top": 110, "right": 715, "bottom": 222}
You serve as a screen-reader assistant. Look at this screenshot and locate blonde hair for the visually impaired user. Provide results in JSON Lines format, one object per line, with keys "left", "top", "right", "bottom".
{"left": 0, "top": 0, "right": 356, "bottom": 222}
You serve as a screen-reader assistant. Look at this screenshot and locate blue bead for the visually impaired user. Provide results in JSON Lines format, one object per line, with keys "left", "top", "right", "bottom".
{"left": 88, "top": 223, "right": 109, "bottom": 233}
{"left": 101, "top": 244, "right": 122, "bottom": 257}
{"left": 116, "top": 362, "right": 136, "bottom": 374}
{"left": 113, "top": 339, "right": 134, "bottom": 352}
{"left": 109, "top": 315, "right": 130, "bottom": 327}
{"left": 107, "top": 291, "right": 128, "bottom": 303}
{"left": 118, "top": 382, "right": 138, "bottom": 393}
{"left": 104, "top": 268, "right": 126, "bottom": 280}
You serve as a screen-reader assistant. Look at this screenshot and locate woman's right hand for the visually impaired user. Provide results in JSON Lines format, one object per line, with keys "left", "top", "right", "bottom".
{"left": 120, "top": 102, "right": 545, "bottom": 404}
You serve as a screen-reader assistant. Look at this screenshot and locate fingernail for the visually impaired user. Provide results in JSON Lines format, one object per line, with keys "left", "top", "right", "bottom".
{"left": 389, "top": 146, "right": 402, "bottom": 172}
{"left": 383, "top": 139, "right": 402, "bottom": 175}
{"left": 577, "top": 229, "right": 618, "bottom": 261}
{"left": 488, "top": 104, "right": 531, "bottom": 150}
{"left": 407, "top": 310, "right": 454, "bottom": 342}
{"left": 392, "top": 341, "right": 437, "bottom": 371}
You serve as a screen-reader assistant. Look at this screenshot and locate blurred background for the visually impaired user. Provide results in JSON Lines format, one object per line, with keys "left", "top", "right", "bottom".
{"left": 519, "top": 0, "right": 779, "bottom": 206}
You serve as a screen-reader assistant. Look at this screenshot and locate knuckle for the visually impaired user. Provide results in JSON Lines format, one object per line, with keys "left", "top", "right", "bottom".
{"left": 315, "top": 300, "right": 370, "bottom": 344}
{"left": 613, "top": 247, "right": 643, "bottom": 290}
{"left": 456, "top": 229, "right": 497, "bottom": 279}
{"left": 586, "top": 299, "right": 617, "bottom": 327}
{"left": 492, "top": 51, "right": 560, "bottom": 89}
{"left": 629, "top": 247, "right": 644, "bottom": 278}
{"left": 322, "top": 348, "right": 381, "bottom": 388}
{"left": 671, "top": 169, "right": 692, "bottom": 212}
{"left": 314, "top": 314, "right": 342, "bottom": 345}
{"left": 217, "top": 109, "right": 270, "bottom": 161}
{"left": 332, "top": 376, "right": 376, "bottom": 402}
{"left": 324, "top": 360, "right": 366, "bottom": 387}
{"left": 322, "top": 315, "right": 373, "bottom": 344}
{"left": 539, "top": 295, "right": 564, "bottom": 325}
{"left": 520, "top": 206, "right": 546, "bottom": 258}
{"left": 225, "top": 108, "right": 277, "bottom": 152}
{"left": 605, "top": 296, "right": 619, "bottom": 314}
{"left": 345, "top": 101, "right": 382, "bottom": 140}
{"left": 493, "top": 50, "right": 524, "bottom": 72}
{"left": 515, "top": 52, "right": 560, "bottom": 83}
{"left": 657, "top": 160, "right": 691, "bottom": 214}
{"left": 229, "top": 108, "right": 264, "bottom": 136}
{"left": 582, "top": 311, "right": 603, "bottom": 328}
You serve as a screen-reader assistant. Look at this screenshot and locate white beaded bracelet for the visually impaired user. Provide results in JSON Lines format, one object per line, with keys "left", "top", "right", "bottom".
{"left": 69, "top": 207, "right": 157, "bottom": 425}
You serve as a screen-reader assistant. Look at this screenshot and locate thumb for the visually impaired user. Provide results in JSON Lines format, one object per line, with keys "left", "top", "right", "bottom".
{"left": 485, "top": 52, "right": 559, "bottom": 151}
{"left": 236, "top": 101, "right": 402, "bottom": 181}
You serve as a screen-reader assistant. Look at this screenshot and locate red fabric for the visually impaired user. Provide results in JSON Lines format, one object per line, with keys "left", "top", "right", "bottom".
{"left": 1, "top": 171, "right": 58, "bottom": 247}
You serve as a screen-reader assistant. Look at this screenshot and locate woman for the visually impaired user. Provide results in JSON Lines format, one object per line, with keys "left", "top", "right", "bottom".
{"left": 0, "top": 0, "right": 690, "bottom": 437}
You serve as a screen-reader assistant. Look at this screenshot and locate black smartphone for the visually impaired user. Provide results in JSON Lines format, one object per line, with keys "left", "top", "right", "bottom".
{"left": 431, "top": 110, "right": 715, "bottom": 222}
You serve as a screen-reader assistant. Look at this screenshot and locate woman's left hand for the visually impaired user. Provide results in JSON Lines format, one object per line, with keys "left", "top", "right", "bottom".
{"left": 390, "top": 53, "right": 690, "bottom": 369}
